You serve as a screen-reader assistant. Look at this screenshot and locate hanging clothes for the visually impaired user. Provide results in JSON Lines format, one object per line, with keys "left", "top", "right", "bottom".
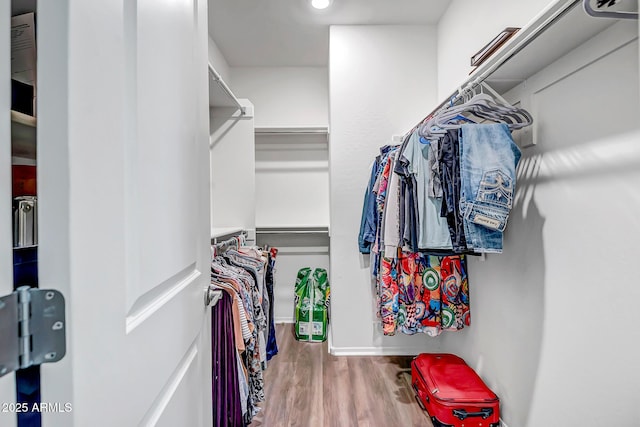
{"left": 396, "top": 130, "right": 452, "bottom": 251}
{"left": 361, "top": 140, "right": 472, "bottom": 336}
{"left": 439, "top": 128, "right": 469, "bottom": 253}
{"left": 358, "top": 157, "right": 381, "bottom": 254}
{"left": 360, "top": 83, "right": 528, "bottom": 335}
{"left": 361, "top": 126, "right": 522, "bottom": 256}
{"left": 264, "top": 247, "right": 279, "bottom": 360}
{"left": 211, "top": 292, "right": 243, "bottom": 427}
{"left": 359, "top": 123, "right": 522, "bottom": 335}
{"left": 378, "top": 251, "right": 470, "bottom": 336}
{"left": 458, "top": 123, "right": 521, "bottom": 253}
{"left": 210, "top": 235, "right": 280, "bottom": 426}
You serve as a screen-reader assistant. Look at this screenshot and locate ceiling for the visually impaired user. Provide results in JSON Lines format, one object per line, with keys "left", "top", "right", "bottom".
{"left": 208, "top": 0, "right": 451, "bottom": 67}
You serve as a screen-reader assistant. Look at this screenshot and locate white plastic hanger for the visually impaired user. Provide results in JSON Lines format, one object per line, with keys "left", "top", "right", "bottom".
{"left": 424, "top": 83, "right": 533, "bottom": 137}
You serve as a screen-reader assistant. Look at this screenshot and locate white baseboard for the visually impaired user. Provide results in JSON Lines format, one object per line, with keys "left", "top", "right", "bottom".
{"left": 329, "top": 345, "right": 428, "bottom": 356}
{"left": 274, "top": 317, "right": 294, "bottom": 323}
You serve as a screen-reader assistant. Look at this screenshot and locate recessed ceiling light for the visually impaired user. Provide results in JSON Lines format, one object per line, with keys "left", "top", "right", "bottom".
{"left": 311, "top": 0, "right": 332, "bottom": 10}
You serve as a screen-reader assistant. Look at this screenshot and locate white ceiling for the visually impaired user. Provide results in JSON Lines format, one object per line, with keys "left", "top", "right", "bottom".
{"left": 208, "top": 0, "right": 451, "bottom": 67}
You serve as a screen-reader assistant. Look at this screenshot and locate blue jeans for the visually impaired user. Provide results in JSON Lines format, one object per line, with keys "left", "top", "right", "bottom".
{"left": 459, "top": 124, "right": 521, "bottom": 253}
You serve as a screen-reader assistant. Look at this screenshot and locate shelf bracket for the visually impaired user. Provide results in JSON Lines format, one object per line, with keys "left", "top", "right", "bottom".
{"left": 583, "top": 0, "right": 638, "bottom": 19}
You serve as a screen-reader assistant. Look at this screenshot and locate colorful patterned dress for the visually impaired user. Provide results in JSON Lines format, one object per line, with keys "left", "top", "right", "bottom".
{"left": 379, "top": 253, "right": 470, "bottom": 336}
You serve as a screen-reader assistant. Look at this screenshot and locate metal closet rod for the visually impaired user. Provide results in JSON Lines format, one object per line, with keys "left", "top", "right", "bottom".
{"left": 256, "top": 227, "right": 329, "bottom": 235}
{"left": 406, "top": 0, "right": 582, "bottom": 136}
{"left": 255, "top": 127, "right": 329, "bottom": 136}
{"left": 212, "top": 230, "right": 248, "bottom": 246}
{"left": 208, "top": 66, "right": 246, "bottom": 116}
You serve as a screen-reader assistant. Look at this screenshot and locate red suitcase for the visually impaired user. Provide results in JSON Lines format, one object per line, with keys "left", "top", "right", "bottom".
{"left": 411, "top": 353, "right": 500, "bottom": 427}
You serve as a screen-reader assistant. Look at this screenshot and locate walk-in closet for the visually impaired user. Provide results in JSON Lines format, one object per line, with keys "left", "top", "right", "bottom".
{"left": 1, "top": 0, "right": 638, "bottom": 426}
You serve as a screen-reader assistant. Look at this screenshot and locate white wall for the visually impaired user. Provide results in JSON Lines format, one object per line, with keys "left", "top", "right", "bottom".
{"left": 234, "top": 68, "right": 330, "bottom": 228}
{"left": 256, "top": 233, "right": 330, "bottom": 323}
{"left": 270, "top": 249, "right": 330, "bottom": 323}
{"left": 255, "top": 134, "right": 329, "bottom": 227}
{"left": 437, "top": 0, "right": 553, "bottom": 99}
{"left": 436, "top": 18, "right": 640, "bottom": 427}
{"left": 231, "top": 67, "right": 328, "bottom": 128}
{"left": 231, "top": 66, "right": 330, "bottom": 322}
{"left": 207, "top": 35, "right": 231, "bottom": 83}
{"left": 231, "top": 68, "right": 329, "bottom": 229}
{"left": 209, "top": 102, "right": 255, "bottom": 235}
{"left": 329, "top": 25, "right": 440, "bottom": 354}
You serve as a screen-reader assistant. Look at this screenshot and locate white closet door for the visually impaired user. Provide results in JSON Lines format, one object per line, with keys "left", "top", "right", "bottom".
{"left": 36, "top": 0, "right": 212, "bottom": 426}
{"left": 0, "top": 1, "right": 17, "bottom": 426}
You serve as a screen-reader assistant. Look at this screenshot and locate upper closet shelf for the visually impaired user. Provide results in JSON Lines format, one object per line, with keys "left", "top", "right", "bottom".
{"left": 439, "top": 0, "right": 626, "bottom": 107}
{"left": 256, "top": 226, "right": 329, "bottom": 235}
{"left": 254, "top": 126, "right": 329, "bottom": 136}
{"left": 208, "top": 63, "right": 246, "bottom": 115}
{"left": 11, "top": 110, "right": 36, "bottom": 160}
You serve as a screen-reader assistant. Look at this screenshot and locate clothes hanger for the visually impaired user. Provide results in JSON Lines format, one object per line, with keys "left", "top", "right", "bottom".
{"left": 418, "top": 82, "right": 533, "bottom": 143}
{"left": 418, "top": 95, "right": 459, "bottom": 141}
{"left": 418, "top": 89, "right": 480, "bottom": 140}
{"left": 433, "top": 84, "right": 532, "bottom": 131}
{"left": 420, "top": 88, "right": 494, "bottom": 140}
{"left": 477, "top": 82, "right": 534, "bottom": 128}
{"left": 435, "top": 87, "right": 505, "bottom": 123}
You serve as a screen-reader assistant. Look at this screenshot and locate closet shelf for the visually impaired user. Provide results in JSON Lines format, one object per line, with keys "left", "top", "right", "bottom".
{"left": 256, "top": 226, "right": 329, "bottom": 235}
{"left": 255, "top": 160, "right": 328, "bottom": 172}
{"left": 275, "top": 246, "right": 330, "bottom": 254}
{"left": 11, "top": 110, "right": 37, "bottom": 160}
{"left": 11, "top": 110, "right": 36, "bottom": 127}
{"left": 254, "top": 126, "right": 329, "bottom": 136}
{"left": 480, "top": 0, "right": 617, "bottom": 93}
{"left": 430, "top": 0, "right": 620, "bottom": 115}
{"left": 14, "top": 244, "right": 38, "bottom": 250}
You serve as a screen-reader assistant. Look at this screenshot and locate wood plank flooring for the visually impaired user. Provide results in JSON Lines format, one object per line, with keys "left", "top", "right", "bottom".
{"left": 252, "top": 324, "right": 433, "bottom": 427}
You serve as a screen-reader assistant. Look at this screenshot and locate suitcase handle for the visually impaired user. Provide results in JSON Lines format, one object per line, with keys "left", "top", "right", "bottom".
{"left": 452, "top": 408, "right": 493, "bottom": 420}
{"left": 411, "top": 382, "right": 429, "bottom": 409}
{"left": 413, "top": 393, "right": 426, "bottom": 411}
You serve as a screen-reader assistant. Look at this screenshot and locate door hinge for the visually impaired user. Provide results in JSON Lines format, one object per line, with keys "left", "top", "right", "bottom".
{"left": 0, "top": 286, "right": 66, "bottom": 377}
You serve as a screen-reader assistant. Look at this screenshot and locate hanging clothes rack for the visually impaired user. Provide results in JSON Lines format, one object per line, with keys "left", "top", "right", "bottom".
{"left": 208, "top": 64, "right": 246, "bottom": 115}
{"left": 254, "top": 126, "right": 329, "bottom": 136}
{"left": 255, "top": 226, "right": 329, "bottom": 235}
{"left": 212, "top": 227, "right": 246, "bottom": 244}
{"left": 405, "top": 0, "right": 598, "bottom": 137}
{"left": 212, "top": 230, "right": 247, "bottom": 256}
{"left": 207, "top": 230, "right": 248, "bottom": 307}
{"left": 205, "top": 287, "right": 223, "bottom": 308}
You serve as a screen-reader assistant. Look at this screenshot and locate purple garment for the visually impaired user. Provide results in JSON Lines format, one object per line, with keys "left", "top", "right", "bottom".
{"left": 266, "top": 254, "right": 278, "bottom": 360}
{"left": 212, "top": 292, "right": 244, "bottom": 427}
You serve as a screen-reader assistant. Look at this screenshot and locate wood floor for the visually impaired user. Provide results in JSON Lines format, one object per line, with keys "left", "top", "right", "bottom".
{"left": 252, "top": 324, "right": 433, "bottom": 427}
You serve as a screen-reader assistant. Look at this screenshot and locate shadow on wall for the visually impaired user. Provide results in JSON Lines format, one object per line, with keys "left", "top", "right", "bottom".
{"left": 360, "top": 253, "right": 381, "bottom": 335}
{"left": 439, "top": 152, "right": 546, "bottom": 427}
{"left": 528, "top": 130, "right": 640, "bottom": 185}
{"left": 209, "top": 106, "right": 243, "bottom": 149}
